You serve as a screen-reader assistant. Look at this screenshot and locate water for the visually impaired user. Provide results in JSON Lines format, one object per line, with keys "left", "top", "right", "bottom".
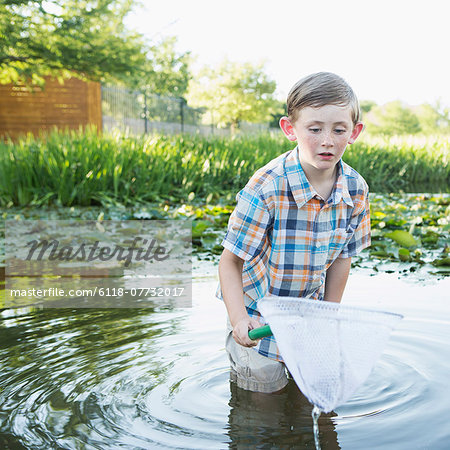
{"left": 312, "top": 405, "right": 322, "bottom": 450}
{"left": 1, "top": 261, "right": 449, "bottom": 449}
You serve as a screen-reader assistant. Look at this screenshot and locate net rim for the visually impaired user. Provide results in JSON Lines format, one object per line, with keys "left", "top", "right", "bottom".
{"left": 258, "top": 296, "right": 404, "bottom": 322}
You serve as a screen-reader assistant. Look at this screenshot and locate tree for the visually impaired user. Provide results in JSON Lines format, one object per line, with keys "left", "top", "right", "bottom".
{"left": 186, "top": 59, "right": 282, "bottom": 132}
{"left": 268, "top": 99, "right": 287, "bottom": 128}
{"left": 365, "top": 101, "right": 421, "bottom": 135}
{"left": 360, "top": 100, "right": 377, "bottom": 115}
{"left": 132, "top": 36, "right": 191, "bottom": 97}
{"left": 0, "top": 0, "right": 149, "bottom": 85}
{"left": 414, "top": 101, "right": 450, "bottom": 134}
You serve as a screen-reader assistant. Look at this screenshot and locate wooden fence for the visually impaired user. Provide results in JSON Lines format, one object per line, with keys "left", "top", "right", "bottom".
{"left": 0, "top": 77, "right": 102, "bottom": 140}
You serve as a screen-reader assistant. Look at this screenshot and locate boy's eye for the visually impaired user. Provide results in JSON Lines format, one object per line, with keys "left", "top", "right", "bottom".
{"left": 335, "top": 129, "right": 346, "bottom": 134}
{"left": 309, "top": 128, "right": 320, "bottom": 133}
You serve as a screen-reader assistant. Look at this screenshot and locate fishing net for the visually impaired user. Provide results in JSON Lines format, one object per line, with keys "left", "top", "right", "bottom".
{"left": 258, "top": 297, "right": 403, "bottom": 413}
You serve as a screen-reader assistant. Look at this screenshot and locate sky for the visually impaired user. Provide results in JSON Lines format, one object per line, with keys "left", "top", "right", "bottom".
{"left": 126, "top": 0, "right": 449, "bottom": 107}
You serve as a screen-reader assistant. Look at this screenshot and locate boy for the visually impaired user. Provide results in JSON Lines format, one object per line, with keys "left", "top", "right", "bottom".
{"left": 217, "top": 72, "right": 371, "bottom": 393}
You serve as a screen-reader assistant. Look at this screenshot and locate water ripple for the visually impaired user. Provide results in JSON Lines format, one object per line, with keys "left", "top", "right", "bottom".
{"left": 1, "top": 276, "right": 450, "bottom": 449}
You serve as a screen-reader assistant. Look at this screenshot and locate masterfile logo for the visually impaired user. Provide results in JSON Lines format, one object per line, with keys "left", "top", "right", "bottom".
{"left": 4, "top": 219, "right": 192, "bottom": 308}
{"left": 24, "top": 237, "right": 170, "bottom": 267}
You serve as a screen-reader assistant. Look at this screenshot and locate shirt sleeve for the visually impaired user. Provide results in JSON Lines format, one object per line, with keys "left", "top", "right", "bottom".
{"left": 338, "top": 193, "right": 371, "bottom": 259}
{"left": 221, "top": 186, "right": 272, "bottom": 261}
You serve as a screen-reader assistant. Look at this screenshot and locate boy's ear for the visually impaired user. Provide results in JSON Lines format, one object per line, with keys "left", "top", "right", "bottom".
{"left": 348, "top": 122, "right": 364, "bottom": 144}
{"left": 279, "top": 116, "right": 297, "bottom": 141}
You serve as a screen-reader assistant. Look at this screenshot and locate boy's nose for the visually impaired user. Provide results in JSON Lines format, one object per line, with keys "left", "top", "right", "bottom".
{"left": 321, "top": 132, "right": 334, "bottom": 147}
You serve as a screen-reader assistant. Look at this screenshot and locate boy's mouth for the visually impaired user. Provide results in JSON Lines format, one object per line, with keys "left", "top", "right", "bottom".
{"left": 318, "top": 152, "right": 334, "bottom": 158}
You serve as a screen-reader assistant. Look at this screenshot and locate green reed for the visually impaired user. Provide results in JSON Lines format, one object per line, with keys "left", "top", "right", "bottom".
{"left": 346, "top": 134, "right": 449, "bottom": 193}
{"left": 0, "top": 128, "right": 448, "bottom": 207}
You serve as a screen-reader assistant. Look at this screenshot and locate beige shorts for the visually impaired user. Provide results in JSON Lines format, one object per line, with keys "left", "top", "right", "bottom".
{"left": 225, "top": 320, "right": 289, "bottom": 393}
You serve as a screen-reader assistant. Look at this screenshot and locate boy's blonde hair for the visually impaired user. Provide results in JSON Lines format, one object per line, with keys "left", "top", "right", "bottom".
{"left": 287, "top": 72, "right": 361, "bottom": 125}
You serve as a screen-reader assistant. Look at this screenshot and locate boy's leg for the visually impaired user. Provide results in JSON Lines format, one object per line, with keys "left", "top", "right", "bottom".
{"left": 225, "top": 319, "right": 288, "bottom": 393}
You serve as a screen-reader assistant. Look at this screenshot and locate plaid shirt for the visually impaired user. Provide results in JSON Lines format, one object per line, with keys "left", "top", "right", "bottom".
{"left": 217, "top": 146, "right": 371, "bottom": 361}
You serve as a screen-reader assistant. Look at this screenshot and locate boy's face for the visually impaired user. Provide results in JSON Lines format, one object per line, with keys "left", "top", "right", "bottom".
{"left": 279, "top": 105, "right": 363, "bottom": 174}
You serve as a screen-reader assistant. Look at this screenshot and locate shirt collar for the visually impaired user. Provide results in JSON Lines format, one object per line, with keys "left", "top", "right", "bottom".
{"left": 333, "top": 160, "right": 354, "bottom": 207}
{"left": 285, "top": 147, "right": 354, "bottom": 208}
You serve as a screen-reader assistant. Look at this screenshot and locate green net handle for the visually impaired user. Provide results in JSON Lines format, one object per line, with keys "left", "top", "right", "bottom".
{"left": 248, "top": 325, "right": 273, "bottom": 340}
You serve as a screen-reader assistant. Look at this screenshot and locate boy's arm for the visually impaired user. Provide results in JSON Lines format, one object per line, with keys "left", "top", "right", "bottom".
{"left": 218, "top": 249, "right": 261, "bottom": 347}
{"left": 323, "top": 257, "right": 352, "bottom": 303}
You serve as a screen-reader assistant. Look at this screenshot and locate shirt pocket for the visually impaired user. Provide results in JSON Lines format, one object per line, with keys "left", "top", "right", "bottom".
{"left": 327, "top": 228, "right": 353, "bottom": 264}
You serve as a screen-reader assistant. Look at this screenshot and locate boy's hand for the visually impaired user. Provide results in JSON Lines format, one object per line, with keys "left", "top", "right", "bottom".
{"left": 232, "top": 316, "right": 262, "bottom": 347}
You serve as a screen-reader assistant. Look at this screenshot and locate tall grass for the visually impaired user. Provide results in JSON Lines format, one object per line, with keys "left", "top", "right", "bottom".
{"left": 346, "top": 134, "right": 449, "bottom": 193}
{"left": 0, "top": 129, "right": 448, "bottom": 207}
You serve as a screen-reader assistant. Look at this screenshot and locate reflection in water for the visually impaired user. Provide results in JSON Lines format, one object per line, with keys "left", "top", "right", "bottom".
{"left": 0, "top": 306, "right": 184, "bottom": 448}
{"left": 227, "top": 378, "right": 340, "bottom": 449}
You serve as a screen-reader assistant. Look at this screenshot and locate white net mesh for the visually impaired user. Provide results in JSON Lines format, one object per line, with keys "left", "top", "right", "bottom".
{"left": 258, "top": 297, "right": 403, "bottom": 413}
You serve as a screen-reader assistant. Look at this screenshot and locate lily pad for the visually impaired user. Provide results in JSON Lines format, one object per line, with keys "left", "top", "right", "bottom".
{"left": 370, "top": 249, "right": 391, "bottom": 258}
{"left": 398, "top": 248, "right": 411, "bottom": 262}
{"left": 422, "top": 230, "right": 440, "bottom": 245}
{"left": 431, "top": 257, "right": 450, "bottom": 267}
{"left": 385, "top": 230, "right": 418, "bottom": 248}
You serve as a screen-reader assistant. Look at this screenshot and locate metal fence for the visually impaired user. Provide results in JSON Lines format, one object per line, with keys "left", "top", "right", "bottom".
{"left": 101, "top": 85, "right": 271, "bottom": 136}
